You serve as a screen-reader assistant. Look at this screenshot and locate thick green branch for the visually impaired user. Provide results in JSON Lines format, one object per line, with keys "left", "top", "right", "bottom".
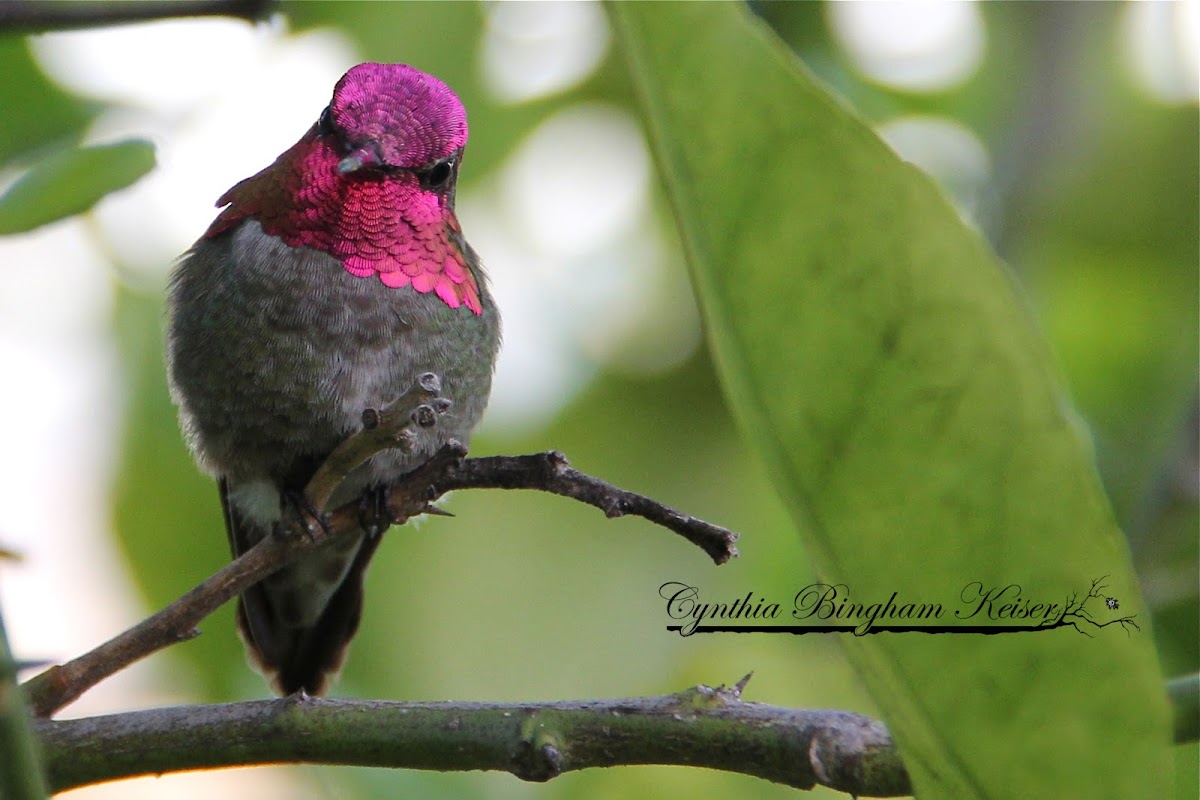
{"left": 35, "top": 684, "right": 911, "bottom": 796}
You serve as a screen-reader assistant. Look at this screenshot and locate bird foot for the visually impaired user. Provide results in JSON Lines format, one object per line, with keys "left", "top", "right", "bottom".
{"left": 357, "top": 485, "right": 392, "bottom": 538}
{"left": 275, "top": 490, "right": 333, "bottom": 543}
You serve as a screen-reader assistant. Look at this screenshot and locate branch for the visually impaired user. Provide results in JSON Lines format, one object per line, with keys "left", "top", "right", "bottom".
{"left": 0, "top": 0, "right": 271, "bottom": 33}
{"left": 1168, "top": 672, "right": 1200, "bottom": 744}
{"left": 434, "top": 450, "right": 740, "bottom": 565}
{"left": 21, "top": 534, "right": 286, "bottom": 717}
{"left": 34, "top": 681, "right": 912, "bottom": 797}
{"left": 22, "top": 376, "right": 739, "bottom": 717}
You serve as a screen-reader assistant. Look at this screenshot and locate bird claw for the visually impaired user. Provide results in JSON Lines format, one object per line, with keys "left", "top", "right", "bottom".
{"left": 357, "top": 485, "right": 393, "bottom": 538}
{"left": 275, "top": 491, "right": 332, "bottom": 543}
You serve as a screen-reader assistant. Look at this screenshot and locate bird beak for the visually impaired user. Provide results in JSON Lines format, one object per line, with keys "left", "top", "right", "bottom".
{"left": 338, "top": 144, "right": 382, "bottom": 174}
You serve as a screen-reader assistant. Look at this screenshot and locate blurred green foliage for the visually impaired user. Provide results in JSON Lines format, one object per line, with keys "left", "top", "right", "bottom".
{"left": 0, "top": 1, "right": 1195, "bottom": 798}
{"left": 0, "top": 36, "right": 91, "bottom": 163}
{"left": 0, "top": 604, "right": 50, "bottom": 800}
{"left": 0, "top": 139, "right": 155, "bottom": 233}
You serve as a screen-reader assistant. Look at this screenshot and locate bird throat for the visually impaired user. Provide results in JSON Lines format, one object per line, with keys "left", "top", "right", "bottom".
{"left": 205, "top": 137, "right": 483, "bottom": 315}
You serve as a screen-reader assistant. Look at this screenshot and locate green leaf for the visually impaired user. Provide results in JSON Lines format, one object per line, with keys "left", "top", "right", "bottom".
{"left": 0, "top": 38, "right": 92, "bottom": 164}
{"left": 0, "top": 601, "right": 50, "bottom": 799}
{"left": 610, "top": 4, "right": 1171, "bottom": 798}
{"left": 0, "top": 139, "right": 155, "bottom": 234}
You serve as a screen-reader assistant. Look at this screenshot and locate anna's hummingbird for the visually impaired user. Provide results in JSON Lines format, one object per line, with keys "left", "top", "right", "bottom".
{"left": 167, "top": 63, "right": 500, "bottom": 695}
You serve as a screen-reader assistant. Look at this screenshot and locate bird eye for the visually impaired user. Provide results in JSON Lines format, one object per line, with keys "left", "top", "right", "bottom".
{"left": 420, "top": 158, "right": 455, "bottom": 191}
{"left": 316, "top": 106, "right": 334, "bottom": 135}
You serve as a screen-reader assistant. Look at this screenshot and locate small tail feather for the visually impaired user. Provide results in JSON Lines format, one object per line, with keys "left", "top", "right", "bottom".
{"left": 220, "top": 478, "right": 383, "bottom": 695}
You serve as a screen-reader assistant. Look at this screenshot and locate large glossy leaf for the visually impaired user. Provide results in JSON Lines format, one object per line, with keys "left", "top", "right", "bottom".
{"left": 610, "top": 4, "right": 1171, "bottom": 798}
{"left": 0, "top": 139, "right": 154, "bottom": 234}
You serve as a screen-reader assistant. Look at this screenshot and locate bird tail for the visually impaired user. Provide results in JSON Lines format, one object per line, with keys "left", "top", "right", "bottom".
{"left": 219, "top": 479, "right": 381, "bottom": 695}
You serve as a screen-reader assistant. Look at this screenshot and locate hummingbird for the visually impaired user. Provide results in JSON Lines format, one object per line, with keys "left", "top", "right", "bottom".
{"left": 166, "top": 63, "right": 501, "bottom": 695}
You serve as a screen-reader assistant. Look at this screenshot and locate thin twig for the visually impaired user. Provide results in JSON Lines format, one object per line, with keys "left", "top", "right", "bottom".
{"left": 23, "top": 380, "right": 738, "bottom": 717}
{"left": 22, "top": 536, "right": 284, "bottom": 717}
{"left": 434, "top": 451, "right": 740, "bottom": 565}
{"left": 34, "top": 683, "right": 911, "bottom": 796}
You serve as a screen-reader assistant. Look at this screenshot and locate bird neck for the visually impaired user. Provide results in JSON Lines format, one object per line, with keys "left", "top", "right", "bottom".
{"left": 205, "top": 133, "right": 484, "bottom": 315}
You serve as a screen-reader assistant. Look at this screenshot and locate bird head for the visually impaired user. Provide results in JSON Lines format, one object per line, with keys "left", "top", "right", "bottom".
{"left": 206, "top": 63, "right": 483, "bottom": 315}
